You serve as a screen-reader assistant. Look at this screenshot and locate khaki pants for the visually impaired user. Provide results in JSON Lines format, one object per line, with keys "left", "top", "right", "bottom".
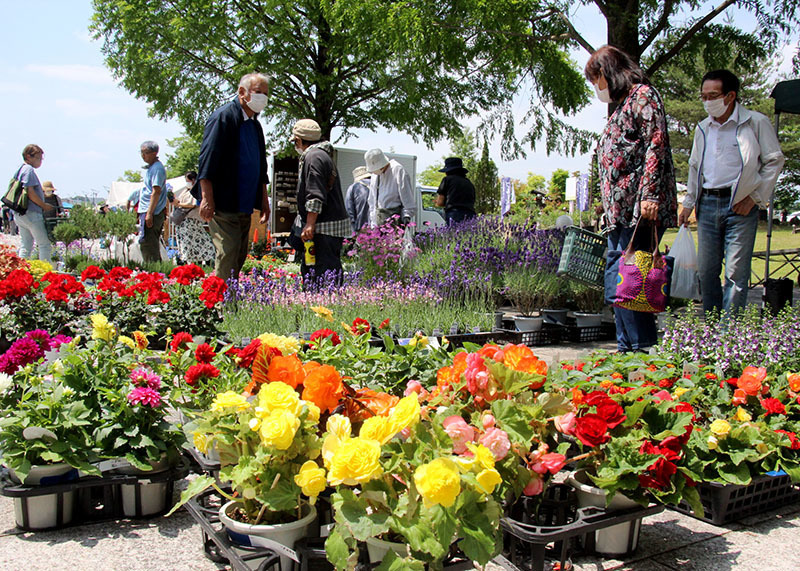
{"left": 210, "top": 211, "right": 252, "bottom": 280}
{"left": 140, "top": 210, "right": 165, "bottom": 263}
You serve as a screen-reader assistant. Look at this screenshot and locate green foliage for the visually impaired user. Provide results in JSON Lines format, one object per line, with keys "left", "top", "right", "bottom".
{"left": 164, "top": 133, "right": 201, "bottom": 178}
{"left": 472, "top": 142, "right": 500, "bottom": 215}
{"left": 52, "top": 223, "right": 83, "bottom": 249}
{"left": 417, "top": 164, "right": 445, "bottom": 187}
{"left": 119, "top": 169, "right": 142, "bottom": 183}
{"left": 502, "top": 269, "right": 561, "bottom": 316}
{"left": 547, "top": 169, "right": 569, "bottom": 202}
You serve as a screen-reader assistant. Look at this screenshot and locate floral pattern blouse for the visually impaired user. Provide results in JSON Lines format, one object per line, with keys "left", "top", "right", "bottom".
{"left": 598, "top": 83, "right": 678, "bottom": 229}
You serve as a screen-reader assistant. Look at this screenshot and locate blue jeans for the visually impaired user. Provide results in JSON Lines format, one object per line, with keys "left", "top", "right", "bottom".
{"left": 606, "top": 223, "right": 663, "bottom": 352}
{"left": 696, "top": 194, "right": 758, "bottom": 315}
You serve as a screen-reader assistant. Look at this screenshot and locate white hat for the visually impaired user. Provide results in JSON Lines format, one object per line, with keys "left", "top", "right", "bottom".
{"left": 291, "top": 119, "right": 322, "bottom": 142}
{"left": 364, "top": 148, "right": 390, "bottom": 173}
{"left": 352, "top": 166, "right": 371, "bottom": 182}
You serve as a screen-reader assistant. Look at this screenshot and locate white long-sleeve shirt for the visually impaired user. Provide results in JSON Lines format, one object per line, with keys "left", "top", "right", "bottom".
{"left": 368, "top": 159, "right": 416, "bottom": 225}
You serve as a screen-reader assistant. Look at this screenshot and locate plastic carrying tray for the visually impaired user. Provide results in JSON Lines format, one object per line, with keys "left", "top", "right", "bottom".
{"left": 557, "top": 226, "right": 606, "bottom": 290}
{"left": 671, "top": 471, "right": 800, "bottom": 525}
{"left": 499, "top": 324, "right": 563, "bottom": 347}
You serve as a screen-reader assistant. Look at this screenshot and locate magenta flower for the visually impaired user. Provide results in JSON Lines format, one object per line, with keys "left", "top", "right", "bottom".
{"left": 127, "top": 386, "right": 162, "bottom": 407}
{"left": 130, "top": 367, "right": 162, "bottom": 389}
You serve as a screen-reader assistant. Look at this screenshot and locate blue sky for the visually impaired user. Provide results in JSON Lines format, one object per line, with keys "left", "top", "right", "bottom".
{"left": 1, "top": 1, "right": 795, "bottom": 201}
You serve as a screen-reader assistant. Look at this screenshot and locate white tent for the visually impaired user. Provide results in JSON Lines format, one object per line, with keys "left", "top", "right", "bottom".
{"left": 107, "top": 177, "right": 188, "bottom": 209}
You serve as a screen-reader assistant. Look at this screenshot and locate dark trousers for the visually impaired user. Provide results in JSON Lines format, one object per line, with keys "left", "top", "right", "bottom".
{"left": 445, "top": 208, "right": 476, "bottom": 224}
{"left": 140, "top": 210, "right": 166, "bottom": 263}
{"left": 606, "top": 221, "right": 665, "bottom": 352}
{"left": 300, "top": 233, "right": 344, "bottom": 288}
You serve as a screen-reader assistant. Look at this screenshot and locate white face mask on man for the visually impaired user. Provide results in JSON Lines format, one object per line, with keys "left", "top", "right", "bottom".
{"left": 703, "top": 96, "right": 729, "bottom": 119}
{"left": 246, "top": 91, "right": 268, "bottom": 113}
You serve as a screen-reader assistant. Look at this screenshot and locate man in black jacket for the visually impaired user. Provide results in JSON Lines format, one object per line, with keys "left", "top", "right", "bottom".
{"left": 198, "top": 72, "right": 271, "bottom": 279}
{"left": 290, "top": 119, "right": 349, "bottom": 285}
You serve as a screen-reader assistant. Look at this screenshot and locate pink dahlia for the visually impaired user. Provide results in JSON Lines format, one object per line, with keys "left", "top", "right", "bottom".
{"left": 130, "top": 367, "right": 162, "bottom": 390}
{"left": 127, "top": 386, "right": 162, "bottom": 407}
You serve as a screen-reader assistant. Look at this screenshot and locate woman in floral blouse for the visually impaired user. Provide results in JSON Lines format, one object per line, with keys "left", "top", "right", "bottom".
{"left": 585, "top": 45, "right": 678, "bottom": 352}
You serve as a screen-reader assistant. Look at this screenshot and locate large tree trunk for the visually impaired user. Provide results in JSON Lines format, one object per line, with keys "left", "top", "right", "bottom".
{"left": 604, "top": 0, "right": 642, "bottom": 62}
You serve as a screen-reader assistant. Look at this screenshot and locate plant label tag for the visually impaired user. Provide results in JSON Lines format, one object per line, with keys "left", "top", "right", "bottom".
{"left": 287, "top": 253, "right": 295, "bottom": 263}
{"left": 628, "top": 370, "right": 646, "bottom": 383}
{"left": 95, "top": 458, "right": 131, "bottom": 472}
{"left": 449, "top": 323, "right": 459, "bottom": 335}
{"left": 427, "top": 337, "right": 440, "bottom": 349}
{"left": 683, "top": 362, "right": 699, "bottom": 377}
{"left": 398, "top": 338, "right": 411, "bottom": 346}
{"left": 472, "top": 325, "right": 481, "bottom": 333}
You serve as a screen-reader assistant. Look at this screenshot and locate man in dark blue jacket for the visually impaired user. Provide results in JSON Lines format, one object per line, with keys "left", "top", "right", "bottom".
{"left": 198, "top": 72, "right": 271, "bottom": 279}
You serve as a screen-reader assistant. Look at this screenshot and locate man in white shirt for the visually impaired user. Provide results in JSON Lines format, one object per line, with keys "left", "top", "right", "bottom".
{"left": 678, "top": 69, "right": 784, "bottom": 315}
{"left": 364, "top": 148, "right": 416, "bottom": 226}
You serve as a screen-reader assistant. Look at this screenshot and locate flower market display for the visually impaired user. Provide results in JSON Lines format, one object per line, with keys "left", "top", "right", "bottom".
{"left": 1, "top": 219, "right": 800, "bottom": 569}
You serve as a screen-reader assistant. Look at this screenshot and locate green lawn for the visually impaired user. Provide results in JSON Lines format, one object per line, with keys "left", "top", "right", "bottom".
{"left": 661, "top": 223, "right": 800, "bottom": 285}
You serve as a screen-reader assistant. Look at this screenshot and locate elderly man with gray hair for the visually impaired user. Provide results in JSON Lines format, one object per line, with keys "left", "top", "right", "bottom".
{"left": 198, "top": 72, "right": 271, "bottom": 279}
{"left": 138, "top": 140, "right": 167, "bottom": 262}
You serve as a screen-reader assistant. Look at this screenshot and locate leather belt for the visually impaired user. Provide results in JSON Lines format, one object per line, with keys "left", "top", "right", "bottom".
{"left": 702, "top": 186, "right": 732, "bottom": 197}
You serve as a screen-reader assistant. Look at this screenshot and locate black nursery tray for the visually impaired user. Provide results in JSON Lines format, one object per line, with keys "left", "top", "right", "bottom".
{"left": 0, "top": 459, "right": 189, "bottom": 531}
{"left": 498, "top": 324, "right": 563, "bottom": 347}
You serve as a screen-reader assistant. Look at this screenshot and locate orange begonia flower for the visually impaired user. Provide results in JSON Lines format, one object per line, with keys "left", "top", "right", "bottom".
{"left": 347, "top": 388, "right": 400, "bottom": 421}
{"left": 502, "top": 344, "right": 535, "bottom": 371}
{"left": 302, "top": 364, "right": 344, "bottom": 413}
{"left": 788, "top": 373, "right": 800, "bottom": 393}
{"left": 437, "top": 352, "right": 468, "bottom": 390}
{"left": 266, "top": 355, "right": 305, "bottom": 389}
{"left": 302, "top": 361, "right": 322, "bottom": 376}
{"left": 738, "top": 366, "right": 767, "bottom": 396}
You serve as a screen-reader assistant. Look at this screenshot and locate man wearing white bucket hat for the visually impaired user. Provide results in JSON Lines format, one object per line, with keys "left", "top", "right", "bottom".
{"left": 364, "top": 148, "right": 415, "bottom": 226}
{"left": 344, "top": 166, "right": 371, "bottom": 232}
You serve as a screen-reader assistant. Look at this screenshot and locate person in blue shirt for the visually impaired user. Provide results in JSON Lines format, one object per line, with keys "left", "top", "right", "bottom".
{"left": 197, "top": 72, "right": 271, "bottom": 279}
{"left": 138, "top": 140, "right": 167, "bottom": 262}
{"left": 14, "top": 144, "right": 55, "bottom": 262}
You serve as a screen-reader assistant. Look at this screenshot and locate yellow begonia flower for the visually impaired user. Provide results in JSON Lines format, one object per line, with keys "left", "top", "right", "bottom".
{"left": 257, "top": 333, "right": 301, "bottom": 356}
{"left": 709, "top": 419, "right": 731, "bottom": 438}
{"left": 327, "top": 437, "right": 383, "bottom": 486}
{"left": 306, "top": 402, "right": 321, "bottom": 424}
{"left": 258, "top": 381, "right": 303, "bottom": 416}
{"left": 673, "top": 387, "right": 689, "bottom": 398}
{"left": 408, "top": 334, "right": 429, "bottom": 348}
{"left": 476, "top": 468, "right": 503, "bottom": 495}
{"left": 360, "top": 415, "right": 394, "bottom": 445}
{"left": 756, "top": 442, "right": 769, "bottom": 454}
{"left": 118, "top": 335, "right": 136, "bottom": 349}
{"left": 249, "top": 417, "right": 261, "bottom": 431}
{"left": 211, "top": 391, "right": 250, "bottom": 413}
{"left": 707, "top": 435, "right": 719, "bottom": 450}
{"left": 388, "top": 395, "right": 421, "bottom": 435}
{"left": 259, "top": 410, "right": 300, "bottom": 450}
{"left": 193, "top": 432, "right": 210, "bottom": 454}
{"left": 90, "top": 314, "right": 116, "bottom": 341}
{"left": 467, "top": 443, "right": 496, "bottom": 471}
{"left": 310, "top": 306, "right": 334, "bottom": 322}
{"left": 326, "top": 415, "right": 352, "bottom": 440}
{"left": 294, "top": 461, "right": 327, "bottom": 499}
{"left": 735, "top": 407, "right": 752, "bottom": 422}
{"left": 414, "top": 458, "right": 461, "bottom": 508}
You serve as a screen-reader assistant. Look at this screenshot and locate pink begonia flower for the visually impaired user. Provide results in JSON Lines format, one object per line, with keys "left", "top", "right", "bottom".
{"left": 479, "top": 427, "right": 511, "bottom": 461}
{"left": 652, "top": 390, "right": 673, "bottom": 403}
{"left": 127, "top": 386, "right": 162, "bottom": 408}
{"left": 464, "top": 353, "right": 490, "bottom": 395}
{"left": 531, "top": 452, "right": 567, "bottom": 475}
{"left": 442, "top": 415, "right": 475, "bottom": 454}
{"left": 554, "top": 412, "right": 576, "bottom": 435}
{"left": 481, "top": 413, "right": 496, "bottom": 429}
{"left": 523, "top": 473, "right": 544, "bottom": 496}
{"left": 404, "top": 380, "right": 429, "bottom": 399}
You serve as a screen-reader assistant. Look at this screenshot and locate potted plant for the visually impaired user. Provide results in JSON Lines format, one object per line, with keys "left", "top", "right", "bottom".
{"left": 569, "top": 282, "right": 605, "bottom": 328}
{"left": 503, "top": 269, "right": 561, "bottom": 331}
{"left": 169, "top": 380, "right": 326, "bottom": 570}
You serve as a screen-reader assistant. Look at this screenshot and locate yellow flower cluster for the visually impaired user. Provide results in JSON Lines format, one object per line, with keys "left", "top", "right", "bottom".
{"left": 210, "top": 391, "right": 250, "bottom": 412}
{"left": 257, "top": 332, "right": 301, "bottom": 356}
{"left": 90, "top": 314, "right": 116, "bottom": 341}
{"left": 294, "top": 460, "right": 327, "bottom": 499}
{"left": 310, "top": 306, "right": 334, "bottom": 322}
{"left": 414, "top": 458, "right": 461, "bottom": 508}
{"left": 258, "top": 409, "right": 300, "bottom": 450}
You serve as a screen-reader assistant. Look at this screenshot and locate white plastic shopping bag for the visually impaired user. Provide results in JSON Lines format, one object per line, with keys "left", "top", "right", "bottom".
{"left": 669, "top": 226, "right": 700, "bottom": 300}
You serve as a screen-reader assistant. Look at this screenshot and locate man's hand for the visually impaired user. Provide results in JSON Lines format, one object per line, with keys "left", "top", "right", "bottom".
{"left": 677, "top": 206, "right": 693, "bottom": 227}
{"left": 200, "top": 197, "right": 215, "bottom": 222}
{"left": 640, "top": 200, "right": 659, "bottom": 221}
{"left": 42, "top": 203, "right": 56, "bottom": 212}
{"left": 145, "top": 212, "right": 154, "bottom": 228}
{"left": 301, "top": 222, "right": 315, "bottom": 241}
{"left": 732, "top": 195, "right": 756, "bottom": 216}
{"left": 259, "top": 204, "right": 270, "bottom": 225}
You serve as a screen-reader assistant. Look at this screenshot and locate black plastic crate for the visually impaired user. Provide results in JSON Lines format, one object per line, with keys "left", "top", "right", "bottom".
{"left": 671, "top": 472, "right": 800, "bottom": 525}
{"left": 441, "top": 331, "right": 507, "bottom": 348}
{"left": 562, "top": 323, "right": 615, "bottom": 343}
{"left": 500, "top": 324, "right": 563, "bottom": 347}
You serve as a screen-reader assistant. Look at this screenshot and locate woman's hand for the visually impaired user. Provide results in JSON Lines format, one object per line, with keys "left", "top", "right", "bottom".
{"left": 640, "top": 200, "right": 659, "bottom": 221}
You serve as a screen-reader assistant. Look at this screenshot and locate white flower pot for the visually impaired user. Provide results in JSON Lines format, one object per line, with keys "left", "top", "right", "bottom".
{"left": 574, "top": 312, "right": 603, "bottom": 328}
{"left": 9, "top": 463, "right": 76, "bottom": 529}
{"left": 566, "top": 470, "right": 642, "bottom": 556}
{"left": 115, "top": 456, "right": 171, "bottom": 517}
{"left": 366, "top": 535, "right": 410, "bottom": 563}
{"left": 542, "top": 309, "right": 569, "bottom": 325}
{"left": 515, "top": 316, "right": 544, "bottom": 332}
{"left": 219, "top": 500, "right": 317, "bottom": 570}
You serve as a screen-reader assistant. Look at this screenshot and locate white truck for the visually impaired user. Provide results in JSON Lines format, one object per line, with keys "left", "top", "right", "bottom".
{"left": 269, "top": 147, "right": 444, "bottom": 238}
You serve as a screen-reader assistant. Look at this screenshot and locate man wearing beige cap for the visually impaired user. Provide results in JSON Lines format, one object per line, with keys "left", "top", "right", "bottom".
{"left": 289, "top": 119, "right": 349, "bottom": 285}
{"left": 42, "top": 181, "right": 62, "bottom": 241}
{"left": 364, "top": 148, "right": 415, "bottom": 226}
{"left": 344, "top": 166, "right": 371, "bottom": 232}
{"left": 197, "top": 72, "right": 271, "bottom": 279}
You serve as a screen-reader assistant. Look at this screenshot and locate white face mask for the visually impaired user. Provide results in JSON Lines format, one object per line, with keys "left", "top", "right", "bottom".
{"left": 246, "top": 92, "right": 268, "bottom": 113}
{"left": 594, "top": 83, "right": 612, "bottom": 104}
{"left": 703, "top": 96, "right": 729, "bottom": 118}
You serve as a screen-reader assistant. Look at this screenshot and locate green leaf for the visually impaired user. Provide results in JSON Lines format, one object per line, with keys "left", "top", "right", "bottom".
{"left": 681, "top": 485, "right": 705, "bottom": 519}
{"left": 324, "top": 527, "right": 352, "bottom": 571}
{"left": 623, "top": 399, "right": 649, "bottom": 428}
{"left": 718, "top": 462, "right": 752, "bottom": 485}
{"left": 333, "top": 489, "right": 390, "bottom": 542}
{"left": 491, "top": 400, "right": 534, "bottom": 445}
{"left": 166, "top": 475, "right": 214, "bottom": 516}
